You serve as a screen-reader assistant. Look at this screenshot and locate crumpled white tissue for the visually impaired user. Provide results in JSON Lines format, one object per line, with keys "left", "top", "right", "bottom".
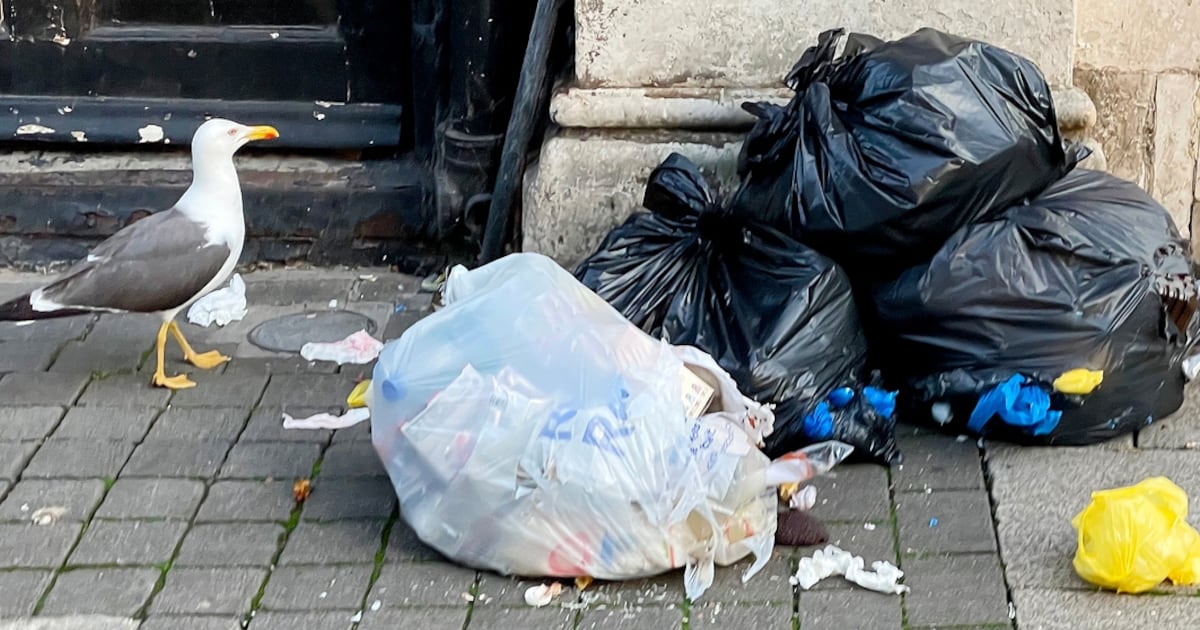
{"left": 790, "top": 544, "right": 910, "bottom": 595}
{"left": 300, "top": 330, "right": 383, "bottom": 365}
{"left": 789, "top": 485, "right": 818, "bottom": 511}
{"left": 283, "top": 408, "right": 371, "bottom": 430}
{"left": 1184, "top": 354, "right": 1200, "bottom": 381}
{"left": 187, "top": 274, "right": 248, "bottom": 327}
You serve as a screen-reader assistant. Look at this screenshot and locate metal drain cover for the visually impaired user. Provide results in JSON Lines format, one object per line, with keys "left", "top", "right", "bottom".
{"left": 248, "top": 310, "right": 377, "bottom": 353}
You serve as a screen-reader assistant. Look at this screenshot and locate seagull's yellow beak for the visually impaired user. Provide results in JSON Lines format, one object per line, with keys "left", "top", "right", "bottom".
{"left": 243, "top": 125, "right": 280, "bottom": 141}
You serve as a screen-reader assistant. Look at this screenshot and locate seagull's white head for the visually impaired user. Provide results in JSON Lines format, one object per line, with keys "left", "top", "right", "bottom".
{"left": 177, "top": 118, "right": 279, "bottom": 226}
{"left": 190, "top": 118, "right": 280, "bottom": 166}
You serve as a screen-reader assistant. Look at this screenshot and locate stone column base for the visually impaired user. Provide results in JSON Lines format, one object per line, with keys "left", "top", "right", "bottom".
{"left": 524, "top": 87, "right": 1107, "bottom": 268}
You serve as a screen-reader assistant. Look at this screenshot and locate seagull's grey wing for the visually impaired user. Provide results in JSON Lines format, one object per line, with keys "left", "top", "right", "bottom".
{"left": 41, "top": 208, "right": 231, "bottom": 313}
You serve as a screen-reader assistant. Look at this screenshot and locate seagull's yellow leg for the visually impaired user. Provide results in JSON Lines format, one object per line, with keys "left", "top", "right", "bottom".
{"left": 151, "top": 321, "right": 197, "bottom": 389}
{"left": 168, "top": 320, "right": 230, "bottom": 370}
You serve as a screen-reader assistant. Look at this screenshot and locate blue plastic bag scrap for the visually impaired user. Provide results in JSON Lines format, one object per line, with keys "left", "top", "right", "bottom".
{"left": 967, "top": 374, "right": 1062, "bottom": 436}
{"left": 800, "top": 372, "right": 901, "bottom": 463}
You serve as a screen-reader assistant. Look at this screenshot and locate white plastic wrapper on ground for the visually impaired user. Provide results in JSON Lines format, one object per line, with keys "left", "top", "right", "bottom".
{"left": 186, "top": 274, "right": 247, "bottom": 327}
{"left": 368, "top": 253, "right": 852, "bottom": 602}
{"left": 300, "top": 330, "right": 383, "bottom": 364}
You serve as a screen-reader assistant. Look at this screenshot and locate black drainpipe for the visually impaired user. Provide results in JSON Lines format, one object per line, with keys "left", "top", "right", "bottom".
{"left": 478, "top": 0, "right": 569, "bottom": 264}
{"left": 432, "top": 0, "right": 537, "bottom": 243}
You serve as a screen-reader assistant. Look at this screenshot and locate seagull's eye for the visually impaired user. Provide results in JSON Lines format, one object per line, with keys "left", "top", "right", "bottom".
{"left": 227, "top": 128, "right": 237, "bottom": 136}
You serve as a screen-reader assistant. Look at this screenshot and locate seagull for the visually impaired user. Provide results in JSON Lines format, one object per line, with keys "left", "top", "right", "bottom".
{"left": 0, "top": 118, "right": 279, "bottom": 389}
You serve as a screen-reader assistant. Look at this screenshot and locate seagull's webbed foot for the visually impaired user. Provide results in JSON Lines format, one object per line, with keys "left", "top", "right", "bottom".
{"left": 168, "top": 321, "right": 230, "bottom": 370}
{"left": 152, "top": 372, "right": 197, "bottom": 390}
{"left": 186, "top": 350, "right": 231, "bottom": 370}
{"left": 151, "top": 320, "right": 198, "bottom": 390}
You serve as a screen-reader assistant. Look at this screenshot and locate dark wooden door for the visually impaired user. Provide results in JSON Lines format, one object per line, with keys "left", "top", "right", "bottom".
{"left": 0, "top": 0, "right": 409, "bottom": 149}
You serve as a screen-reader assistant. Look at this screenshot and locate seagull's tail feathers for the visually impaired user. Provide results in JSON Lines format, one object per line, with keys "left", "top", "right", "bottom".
{"left": 0, "top": 294, "right": 90, "bottom": 321}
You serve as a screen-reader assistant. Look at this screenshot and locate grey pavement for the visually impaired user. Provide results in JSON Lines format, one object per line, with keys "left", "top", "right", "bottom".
{"left": 0, "top": 267, "right": 1197, "bottom": 629}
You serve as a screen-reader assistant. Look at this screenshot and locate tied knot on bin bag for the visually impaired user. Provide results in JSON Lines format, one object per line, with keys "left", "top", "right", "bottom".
{"left": 642, "top": 153, "right": 749, "bottom": 251}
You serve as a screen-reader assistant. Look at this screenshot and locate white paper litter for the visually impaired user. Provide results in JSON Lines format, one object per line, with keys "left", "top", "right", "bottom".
{"left": 299, "top": 330, "right": 383, "bottom": 365}
{"left": 187, "top": 274, "right": 248, "bottom": 327}
{"left": 789, "top": 545, "right": 909, "bottom": 595}
{"left": 524, "top": 583, "right": 563, "bottom": 607}
{"left": 31, "top": 506, "right": 68, "bottom": 525}
{"left": 283, "top": 407, "right": 370, "bottom": 430}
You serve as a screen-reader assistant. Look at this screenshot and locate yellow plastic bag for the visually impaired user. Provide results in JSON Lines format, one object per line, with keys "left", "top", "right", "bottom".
{"left": 1071, "top": 477, "right": 1200, "bottom": 593}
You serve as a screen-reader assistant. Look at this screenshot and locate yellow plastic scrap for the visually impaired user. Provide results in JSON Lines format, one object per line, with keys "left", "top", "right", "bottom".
{"left": 1071, "top": 476, "right": 1200, "bottom": 593}
{"left": 347, "top": 380, "right": 371, "bottom": 409}
{"left": 1053, "top": 368, "right": 1103, "bottom": 395}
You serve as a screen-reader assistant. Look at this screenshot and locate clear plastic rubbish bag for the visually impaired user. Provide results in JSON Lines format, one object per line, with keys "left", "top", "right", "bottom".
{"left": 369, "top": 253, "right": 853, "bottom": 601}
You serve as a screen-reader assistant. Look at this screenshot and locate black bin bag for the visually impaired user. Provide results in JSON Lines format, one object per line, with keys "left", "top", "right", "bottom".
{"left": 575, "top": 153, "right": 900, "bottom": 464}
{"left": 731, "top": 27, "right": 1084, "bottom": 280}
{"left": 872, "top": 168, "right": 1200, "bottom": 445}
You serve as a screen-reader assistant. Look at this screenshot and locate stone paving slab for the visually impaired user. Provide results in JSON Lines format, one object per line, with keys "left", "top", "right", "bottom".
{"left": 688, "top": 602, "right": 793, "bottom": 629}
{"left": 0, "top": 479, "right": 105, "bottom": 523}
{"left": 0, "top": 523, "right": 83, "bottom": 568}
{"left": 169, "top": 373, "right": 269, "bottom": 409}
{"left": 0, "top": 570, "right": 54, "bottom": 616}
{"left": 22, "top": 440, "right": 134, "bottom": 479}
{"left": 258, "top": 564, "right": 373, "bottom": 612}
{"left": 0, "top": 616, "right": 137, "bottom": 630}
{"left": 1011, "top": 588, "right": 1200, "bottom": 630}
{"left": 317, "top": 442, "right": 387, "bottom": 478}
{"left": 149, "top": 567, "right": 268, "bottom": 615}
{"left": 299, "top": 478, "right": 395, "bottom": 521}
{"left": 366, "top": 562, "right": 478, "bottom": 607}
{"left": 196, "top": 481, "right": 297, "bottom": 523}
{"left": 807, "top": 464, "right": 890, "bottom": 523}
{"left": 0, "top": 317, "right": 92, "bottom": 344}
{"left": 466, "top": 605, "right": 576, "bottom": 630}
{"left": 20, "top": 266, "right": 1200, "bottom": 630}
{"left": 67, "top": 520, "right": 188, "bottom": 567}
{"left": 0, "top": 408, "right": 64, "bottom": 442}
{"left": 0, "top": 443, "right": 38, "bottom": 481}
{"left": 48, "top": 340, "right": 147, "bottom": 375}
{"left": 96, "top": 479, "right": 205, "bottom": 521}
{"left": 146, "top": 408, "right": 249, "bottom": 443}
{"left": 246, "top": 611, "right": 358, "bottom": 630}
{"left": 52, "top": 407, "right": 158, "bottom": 442}
{"left": 277, "top": 520, "right": 385, "bottom": 566}
{"left": 241, "top": 407, "right": 334, "bottom": 443}
{"left": 220, "top": 442, "right": 323, "bottom": 480}
{"left": 39, "top": 568, "right": 160, "bottom": 617}
{"left": 578, "top": 606, "right": 685, "bottom": 629}
{"left": 0, "top": 341, "right": 62, "bottom": 372}
{"left": 75, "top": 378, "right": 171, "bottom": 410}
{"left": 122, "top": 440, "right": 230, "bottom": 479}
{"left": 138, "top": 616, "right": 243, "bottom": 630}
{"left": 797, "top": 589, "right": 902, "bottom": 630}
{"left": 896, "top": 490, "right": 998, "bottom": 555}
{"left": 0, "top": 373, "right": 89, "bottom": 407}
{"left": 354, "top": 607, "right": 467, "bottom": 630}
{"left": 174, "top": 523, "right": 285, "bottom": 567}
{"left": 900, "top": 553, "right": 1010, "bottom": 627}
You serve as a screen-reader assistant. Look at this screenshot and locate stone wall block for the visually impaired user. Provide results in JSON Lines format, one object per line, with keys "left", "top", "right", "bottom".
{"left": 1152, "top": 73, "right": 1198, "bottom": 238}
